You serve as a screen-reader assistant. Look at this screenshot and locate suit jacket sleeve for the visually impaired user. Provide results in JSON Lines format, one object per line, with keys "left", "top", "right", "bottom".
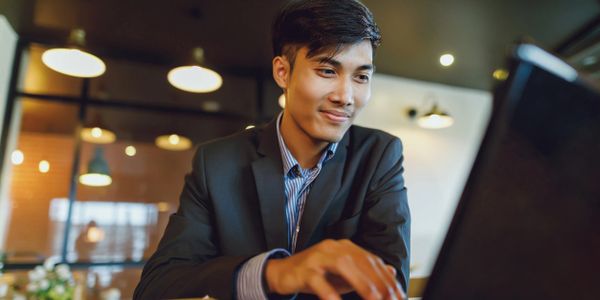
{"left": 133, "top": 146, "right": 253, "bottom": 300}
{"left": 355, "top": 137, "right": 411, "bottom": 292}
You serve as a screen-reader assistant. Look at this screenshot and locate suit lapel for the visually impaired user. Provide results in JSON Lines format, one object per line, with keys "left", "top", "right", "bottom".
{"left": 251, "top": 121, "right": 289, "bottom": 250}
{"left": 296, "top": 132, "right": 349, "bottom": 250}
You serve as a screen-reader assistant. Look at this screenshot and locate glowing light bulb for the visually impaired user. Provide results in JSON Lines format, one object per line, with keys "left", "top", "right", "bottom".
{"left": 39, "top": 160, "right": 50, "bottom": 173}
{"left": 168, "top": 134, "right": 180, "bottom": 145}
{"left": 439, "top": 54, "right": 455, "bottom": 67}
{"left": 11, "top": 150, "right": 24, "bottom": 165}
{"left": 125, "top": 145, "right": 136, "bottom": 157}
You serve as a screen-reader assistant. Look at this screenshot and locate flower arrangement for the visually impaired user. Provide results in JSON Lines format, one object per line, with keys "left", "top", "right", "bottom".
{"left": 26, "top": 257, "right": 75, "bottom": 300}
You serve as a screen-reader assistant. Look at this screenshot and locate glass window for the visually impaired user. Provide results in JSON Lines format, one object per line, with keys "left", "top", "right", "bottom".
{"left": 2, "top": 98, "right": 78, "bottom": 263}
{"left": 67, "top": 106, "right": 246, "bottom": 263}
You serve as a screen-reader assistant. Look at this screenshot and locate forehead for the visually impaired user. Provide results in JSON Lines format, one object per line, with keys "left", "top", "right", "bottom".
{"left": 300, "top": 41, "right": 374, "bottom": 66}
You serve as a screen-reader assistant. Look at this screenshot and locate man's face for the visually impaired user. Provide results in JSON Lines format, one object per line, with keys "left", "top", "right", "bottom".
{"left": 277, "top": 41, "right": 374, "bottom": 143}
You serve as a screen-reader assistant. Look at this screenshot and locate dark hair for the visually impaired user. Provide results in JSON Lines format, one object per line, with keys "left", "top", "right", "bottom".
{"left": 272, "top": 0, "right": 381, "bottom": 65}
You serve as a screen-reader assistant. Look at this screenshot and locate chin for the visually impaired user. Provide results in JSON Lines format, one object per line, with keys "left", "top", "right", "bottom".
{"left": 313, "top": 127, "right": 348, "bottom": 143}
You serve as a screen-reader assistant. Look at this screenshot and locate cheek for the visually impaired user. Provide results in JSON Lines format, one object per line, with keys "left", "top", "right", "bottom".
{"left": 353, "top": 85, "right": 371, "bottom": 109}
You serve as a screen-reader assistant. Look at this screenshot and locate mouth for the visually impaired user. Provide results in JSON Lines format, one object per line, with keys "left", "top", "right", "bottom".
{"left": 320, "top": 109, "right": 351, "bottom": 123}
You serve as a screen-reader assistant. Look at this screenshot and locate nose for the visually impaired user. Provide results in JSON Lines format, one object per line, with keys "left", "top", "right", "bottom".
{"left": 329, "top": 77, "right": 353, "bottom": 106}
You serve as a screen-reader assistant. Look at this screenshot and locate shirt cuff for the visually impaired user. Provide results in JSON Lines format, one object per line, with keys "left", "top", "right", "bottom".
{"left": 236, "top": 248, "right": 291, "bottom": 300}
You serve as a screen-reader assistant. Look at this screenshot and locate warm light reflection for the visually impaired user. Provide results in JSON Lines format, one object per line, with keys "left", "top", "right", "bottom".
{"left": 39, "top": 160, "right": 50, "bottom": 173}
{"left": 86, "top": 226, "right": 105, "bottom": 243}
{"left": 278, "top": 94, "right": 286, "bottom": 108}
{"left": 493, "top": 69, "right": 509, "bottom": 81}
{"left": 167, "top": 65, "right": 222, "bottom": 93}
{"left": 125, "top": 145, "right": 136, "bottom": 157}
{"left": 245, "top": 125, "right": 255, "bottom": 130}
{"left": 417, "top": 114, "right": 454, "bottom": 129}
{"left": 11, "top": 150, "right": 24, "bottom": 165}
{"left": 42, "top": 48, "right": 106, "bottom": 78}
{"left": 155, "top": 134, "right": 192, "bottom": 151}
{"left": 79, "top": 173, "right": 112, "bottom": 187}
{"left": 439, "top": 54, "right": 455, "bottom": 67}
{"left": 81, "top": 127, "right": 116, "bottom": 144}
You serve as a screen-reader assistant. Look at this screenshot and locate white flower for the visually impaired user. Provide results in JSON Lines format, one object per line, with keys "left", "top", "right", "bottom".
{"left": 38, "top": 279, "right": 50, "bottom": 290}
{"left": 55, "top": 264, "right": 71, "bottom": 280}
{"left": 53, "top": 285, "right": 66, "bottom": 295}
{"left": 101, "top": 288, "right": 121, "bottom": 300}
{"left": 26, "top": 282, "right": 38, "bottom": 292}
{"left": 28, "top": 270, "right": 39, "bottom": 282}
{"left": 43, "top": 256, "right": 60, "bottom": 271}
{"left": 28, "top": 266, "right": 46, "bottom": 282}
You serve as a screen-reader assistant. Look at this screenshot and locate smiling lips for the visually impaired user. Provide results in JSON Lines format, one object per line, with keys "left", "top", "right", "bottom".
{"left": 320, "top": 109, "right": 351, "bottom": 123}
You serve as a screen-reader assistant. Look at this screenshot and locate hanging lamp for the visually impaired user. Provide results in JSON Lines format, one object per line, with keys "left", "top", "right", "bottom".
{"left": 42, "top": 28, "right": 106, "bottom": 78}
{"left": 168, "top": 47, "right": 222, "bottom": 93}
{"left": 79, "top": 147, "right": 112, "bottom": 187}
{"left": 81, "top": 113, "right": 116, "bottom": 144}
{"left": 155, "top": 134, "right": 192, "bottom": 151}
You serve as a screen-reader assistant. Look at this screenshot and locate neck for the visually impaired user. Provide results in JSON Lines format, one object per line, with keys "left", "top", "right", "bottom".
{"left": 280, "top": 112, "right": 328, "bottom": 169}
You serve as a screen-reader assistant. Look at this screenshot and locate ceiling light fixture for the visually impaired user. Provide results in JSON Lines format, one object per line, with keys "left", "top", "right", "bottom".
{"left": 81, "top": 126, "right": 116, "bottom": 144}
{"left": 417, "top": 104, "right": 454, "bottom": 129}
{"left": 439, "top": 53, "right": 455, "bottom": 67}
{"left": 79, "top": 147, "right": 112, "bottom": 187}
{"left": 81, "top": 114, "right": 117, "bottom": 144}
{"left": 168, "top": 47, "right": 222, "bottom": 93}
{"left": 155, "top": 134, "right": 192, "bottom": 151}
{"left": 42, "top": 29, "right": 106, "bottom": 78}
{"left": 125, "top": 145, "right": 137, "bottom": 157}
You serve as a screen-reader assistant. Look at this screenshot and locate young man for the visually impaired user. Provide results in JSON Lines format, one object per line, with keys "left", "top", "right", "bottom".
{"left": 134, "top": 0, "right": 410, "bottom": 299}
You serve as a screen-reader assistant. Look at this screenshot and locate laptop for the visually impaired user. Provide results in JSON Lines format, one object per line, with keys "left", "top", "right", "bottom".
{"left": 422, "top": 43, "right": 600, "bottom": 299}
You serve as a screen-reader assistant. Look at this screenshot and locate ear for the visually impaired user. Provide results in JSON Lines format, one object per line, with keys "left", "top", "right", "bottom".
{"left": 272, "top": 55, "right": 290, "bottom": 89}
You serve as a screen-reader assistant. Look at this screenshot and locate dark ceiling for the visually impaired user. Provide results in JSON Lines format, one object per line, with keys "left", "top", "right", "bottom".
{"left": 2, "top": 0, "right": 599, "bottom": 91}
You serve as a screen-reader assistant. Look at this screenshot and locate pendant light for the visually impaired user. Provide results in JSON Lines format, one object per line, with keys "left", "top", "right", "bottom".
{"left": 155, "top": 134, "right": 192, "bottom": 151}
{"left": 79, "top": 147, "right": 112, "bottom": 187}
{"left": 81, "top": 127, "right": 116, "bottom": 144}
{"left": 42, "top": 29, "right": 106, "bottom": 78}
{"left": 81, "top": 114, "right": 116, "bottom": 144}
{"left": 417, "top": 104, "right": 454, "bottom": 129}
{"left": 168, "top": 47, "right": 222, "bottom": 93}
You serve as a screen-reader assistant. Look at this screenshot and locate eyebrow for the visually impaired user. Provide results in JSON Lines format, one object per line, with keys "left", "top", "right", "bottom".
{"left": 315, "top": 57, "right": 374, "bottom": 72}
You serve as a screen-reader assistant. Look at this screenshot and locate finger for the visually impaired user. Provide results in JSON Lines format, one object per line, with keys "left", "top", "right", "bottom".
{"left": 374, "top": 260, "right": 405, "bottom": 300}
{"left": 384, "top": 265, "right": 405, "bottom": 299}
{"left": 366, "top": 256, "right": 399, "bottom": 300}
{"left": 306, "top": 274, "right": 342, "bottom": 300}
{"left": 386, "top": 264, "right": 397, "bottom": 277}
{"left": 326, "top": 255, "right": 382, "bottom": 300}
{"left": 337, "top": 240, "right": 398, "bottom": 299}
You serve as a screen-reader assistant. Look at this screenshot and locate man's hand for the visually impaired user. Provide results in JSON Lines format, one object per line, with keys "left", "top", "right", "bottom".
{"left": 264, "top": 239, "right": 405, "bottom": 300}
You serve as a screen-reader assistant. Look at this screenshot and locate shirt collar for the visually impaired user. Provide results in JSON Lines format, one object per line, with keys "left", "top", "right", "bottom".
{"left": 276, "top": 112, "right": 338, "bottom": 176}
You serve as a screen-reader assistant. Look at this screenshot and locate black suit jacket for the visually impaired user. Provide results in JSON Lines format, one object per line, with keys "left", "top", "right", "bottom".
{"left": 134, "top": 120, "right": 410, "bottom": 299}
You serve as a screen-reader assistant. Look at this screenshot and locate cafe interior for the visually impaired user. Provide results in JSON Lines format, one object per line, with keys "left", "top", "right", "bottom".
{"left": 0, "top": 0, "right": 598, "bottom": 299}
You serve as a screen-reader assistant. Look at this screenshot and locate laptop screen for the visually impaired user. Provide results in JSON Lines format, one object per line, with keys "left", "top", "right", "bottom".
{"left": 423, "top": 44, "right": 600, "bottom": 299}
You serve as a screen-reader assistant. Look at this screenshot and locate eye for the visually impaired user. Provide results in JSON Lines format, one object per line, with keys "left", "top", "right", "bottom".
{"left": 355, "top": 74, "right": 371, "bottom": 83}
{"left": 317, "top": 68, "right": 336, "bottom": 77}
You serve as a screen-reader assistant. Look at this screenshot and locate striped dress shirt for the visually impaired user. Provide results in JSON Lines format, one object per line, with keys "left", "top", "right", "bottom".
{"left": 236, "top": 112, "right": 338, "bottom": 299}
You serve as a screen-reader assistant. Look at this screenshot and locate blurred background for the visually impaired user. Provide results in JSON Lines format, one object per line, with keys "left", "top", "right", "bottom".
{"left": 0, "top": 0, "right": 598, "bottom": 299}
